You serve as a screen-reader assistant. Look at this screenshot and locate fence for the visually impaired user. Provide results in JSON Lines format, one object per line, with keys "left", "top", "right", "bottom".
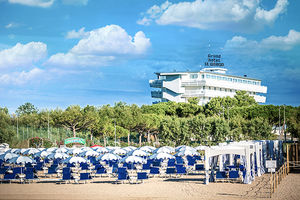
{"left": 269, "top": 161, "right": 288, "bottom": 198}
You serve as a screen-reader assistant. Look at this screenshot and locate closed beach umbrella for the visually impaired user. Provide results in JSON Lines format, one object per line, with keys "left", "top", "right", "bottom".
{"left": 150, "top": 153, "right": 175, "bottom": 160}
{"left": 120, "top": 156, "right": 146, "bottom": 164}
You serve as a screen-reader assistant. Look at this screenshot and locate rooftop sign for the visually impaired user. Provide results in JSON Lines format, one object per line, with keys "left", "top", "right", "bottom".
{"left": 205, "top": 54, "right": 224, "bottom": 67}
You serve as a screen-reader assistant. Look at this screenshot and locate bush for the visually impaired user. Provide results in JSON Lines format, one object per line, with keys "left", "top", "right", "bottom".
{"left": 29, "top": 137, "right": 43, "bottom": 148}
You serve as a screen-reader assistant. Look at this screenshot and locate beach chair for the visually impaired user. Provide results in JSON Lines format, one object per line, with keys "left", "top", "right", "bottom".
{"left": 2, "top": 173, "right": 16, "bottom": 184}
{"left": 176, "top": 165, "right": 187, "bottom": 177}
{"left": 95, "top": 167, "right": 107, "bottom": 177}
{"left": 142, "top": 163, "right": 150, "bottom": 170}
{"left": 175, "top": 156, "right": 184, "bottom": 165}
{"left": 24, "top": 171, "right": 36, "bottom": 183}
{"left": 228, "top": 170, "right": 240, "bottom": 182}
{"left": 47, "top": 166, "right": 57, "bottom": 177}
{"left": 152, "top": 160, "right": 161, "bottom": 167}
{"left": 195, "top": 164, "right": 204, "bottom": 172}
{"left": 80, "top": 163, "right": 89, "bottom": 171}
{"left": 136, "top": 172, "right": 148, "bottom": 183}
{"left": 166, "top": 168, "right": 176, "bottom": 177}
{"left": 215, "top": 171, "right": 227, "bottom": 182}
{"left": 167, "top": 159, "right": 176, "bottom": 167}
{"left": 149, "top": 167, "right": 160, "bottom": 177}
{"left": 60, "top": 172, "right": 74, "bottom": 184}
{"left": 34, "top": 163, "right": 43, "bottom": 171}
{"left": 0, "top": 166, "right": 9, "bottom": 175}
{"left": 116, "top": 172, "right": 129, "bottom": 184}
{"left": 79, "top": 173, "right": 92, "bottom": 184}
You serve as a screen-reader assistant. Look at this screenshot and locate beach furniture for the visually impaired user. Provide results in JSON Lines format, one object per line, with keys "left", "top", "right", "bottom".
{"left": 195, "top": 164, "right": 204, "bottom": 172}
{"left": 166, "top": 167, "right": 176, "bottom": 177}
{"left": 215, "top": 171, "right": 227, "bottom": 182}
{"left": 79, "top": 173, "right": 92, "bottom": 184}
{"left": 175, "top": 165, "right": 187, "bottom": 176}
{"left": 2, "top": 172, "right": 16, "bottom": 183}
{"left": 228, "top": 170, "right": 240, "bottom": 182}
{"left": 61, "top": 172, "right": 73, "bottom": 184}
{"left": 142, "top": 163, "right": 150, "bottom": 170}
{"left": 149, "top": 167, "right": 159, "bottom": 177}
{"left": 116, "top": 171, "right": 129, "bottom": 184}
{"left": 167, "top": 159, "right": 176, "bottom": 167}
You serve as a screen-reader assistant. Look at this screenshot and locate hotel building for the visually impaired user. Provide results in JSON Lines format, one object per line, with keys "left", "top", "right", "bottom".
{"left": 149, "top": 66, "right": 267, "bottom": 105}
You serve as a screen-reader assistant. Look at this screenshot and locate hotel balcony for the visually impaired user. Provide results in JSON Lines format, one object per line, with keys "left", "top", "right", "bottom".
{"left": 151, "top": 90, "right": 162, "bottom": 98}
{"left": 181, "top": 80, "right": 205, "bottom": 86}
{"left": 182, "top": 90, "right": 205, "bottom": 97}
{"left": 149, "top": 80, "right": 163, "bottom": 88}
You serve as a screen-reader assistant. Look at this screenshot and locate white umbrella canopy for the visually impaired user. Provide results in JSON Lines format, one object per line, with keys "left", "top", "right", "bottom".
{"left": 47, "top": 147, "right": 57, "bottom": 153}
{"left": 119, "top": 156, "right": 146, "bottom": 164}
{"left": 149, "top": 153, "right": 175, "bottom": 160}
{"left": 95, "top": 147, "right": 109, "bottom": 154}
{"left": 72, "top": 148, "right": 84, "bottom": 155}
{"left": 20, "top": 148, "right": 29, "bottom": 154}
{"left": 11, "top": 149, "right": 21, "bottom": 154}
{"left": 23, "top": 148, "right": 40, "bottom": 155}
{"left": 139, "top": 146, "right": 156, "bottom": 153}
{"left": 122, "top": 146, "right": 137, "bottom": 152}
{"left": 129, "top": 149, "right": 150, "bottom": 157}
{"left": 176, "top": 146, "right": 197, "bottom": 152}
{"left": 195, "top": 146, "right": 207, "bottom": 151}
{"left": 55, "top": 147, "right": 69, "bottom": 153}
{"left": 106, "top": 146, "right": 120, "bottom": 151}
{"left": 62, "top": 156, "right": 87, "bottom": 164}
{"left": 47, "top": 152, "right": 70, "bottom": 160}
{"left": 0, "top": 153, "right": 19, "bottom": 161}
{"left": 79, "top": 150, "right": 99, "bottom": 157}
{"left": 34, "top": 150, "right": 50, "bottom": 158}
{"left": 98, "top": 153, "right": 121, "bottom": 161}
{"left": 175, "top": 149, "right": 200, "bottom": 157}
{"left": 154, "top": 146, "right": 175, "bottom": 154}
{"left": 112, "top": 148, "right": 127, "bottom": 155}
{"left": 8, "top": 156, "right": 35, "bottom": 164}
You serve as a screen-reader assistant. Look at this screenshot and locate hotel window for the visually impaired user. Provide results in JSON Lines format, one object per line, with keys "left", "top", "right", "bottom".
{"left": 238, "top": 79, "right": 242, "bottom": 83}
{"left": 203, "top": 86, "right": 205, "bottom": 90}
{"left": 190, "top": 74, "right": 198, "bottom": 79}
{"left": 159, "top": 76, "right": 166, "bottom": 80}
{"left": 220, "top": 88, "right": 222, "bottom": 91}
{"left": 206, "top": 74, "right": 211, "bottom": 78}
{"left": 243, "top": 80, "right": 247, "bottom": 83}
{"left": 228, "top": 78, "right": 232, "bottom": 81}
{"left": 217, "top": 76, "right": 221, "bottom": 80}
{"left": 202, "top": 74, "right": 205, "bottom": 79}
{"left": 233, "top": 79, "right": 237, "bottom": 82}
{"left": 230, "top": 89, "right": 232, "bottom": 92}
{"left": 214, "top": 87, "right": 216, "bottom": 90}
{"left": 225, "top": 89, "right": 227, "bottom": 92}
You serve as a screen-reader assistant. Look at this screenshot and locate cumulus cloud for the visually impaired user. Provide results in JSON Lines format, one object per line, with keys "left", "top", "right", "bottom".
{"left": 65, "top": 27, "right": 90, "bottom": 39}
{"left": 8, "top": 0, "right": 55, "bottom": 8}
{"left": 47, "top": 25, "right": 151, "bottom": 67}
{"left": 0, "top": 68, "right": 44, "bottom": 85}
{"left": 0, "top": 42, "right": 47, "bottom": 69}
{"left": 138, "top": 0, "right": 288, "bottom": 32}
{"left": 225, "top": 29, "right": 300, "bottom": 52}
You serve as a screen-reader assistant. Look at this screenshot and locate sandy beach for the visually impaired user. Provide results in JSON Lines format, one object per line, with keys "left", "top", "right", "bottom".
{"left": 0, "top": 173, "right": 299, "bottom": 200}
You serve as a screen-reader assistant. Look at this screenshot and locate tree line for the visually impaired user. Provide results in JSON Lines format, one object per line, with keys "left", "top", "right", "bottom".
{"left": 0, "top": 91, "right": 299, "bottom": 147}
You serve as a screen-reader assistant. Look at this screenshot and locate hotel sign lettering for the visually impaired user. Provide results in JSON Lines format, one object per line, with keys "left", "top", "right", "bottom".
{"left": 205, "top": 54, "right": 224, "bottom": 67}
{"left": 64, "top": 137, "right": 86, "bottom": 145}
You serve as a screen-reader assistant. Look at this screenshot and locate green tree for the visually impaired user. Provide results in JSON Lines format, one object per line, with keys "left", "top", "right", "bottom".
{"left": 0, "top": 108, "right": 14, "bottom": 144}
{"left": 16, "top": 102, "right": 38, "bottom": 116}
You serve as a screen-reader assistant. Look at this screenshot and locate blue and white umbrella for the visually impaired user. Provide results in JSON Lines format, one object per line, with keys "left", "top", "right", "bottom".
{"left": 139, "top": 146, "right": 156, "bottom": 153}
{"left": 176, "top": 145, "right": 196, "bottom": 152}
{"left": 119, "top": 156, "right": 146, "bottom": 164}
{"left": 0, "top": 153, "right": 19, "bottom": 161}
{"left": 78, "top": 150, "right": 99, "bottom": 157}
{"left": 97, "top": 153, "right": 121, "bottom": 161}
{"left": 34, "top": 150, "right": 50, "bottom": 158}
{"left": 175, "top": 149, "right": 199, "bottom": 157}
{"left": 154, "top": 146, "right": 175, "bottom": 154}
{"left": 55, "top": 147, "right": 69, "bottom": 153}
{"left": 8, "top": 156, "right": 35, "bottom": 164}
{"left": 150, "top": 153, "right": 175, "bottom": 160}
{"left": 62, "top": 156, "right": 87, "bottom": 164}
{"left": 95, "top": 147, "right": 109, "bottom": 154}
{"left": 122, "top": 146, "right": 137, "bottom": 152}
{"left": 11, "top": 149, "right": 21, "bottom": 154}
{"left": 112, "top": 148, "right": 127, "bottom": 155}
{"left": 129, "top": 149, "right": 150, "bottom": 157}
{"left": 46, "top": 147, "right": 57, "bottom": 153}
{"left": 47, "top": 152, "right": 69, "bottom": 160}
{"left": 23, "top": 148, "right": 40, "bottom": 155}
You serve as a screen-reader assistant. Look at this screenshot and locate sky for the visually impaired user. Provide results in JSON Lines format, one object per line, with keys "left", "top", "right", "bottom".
{"left": 0, "top": 0, "right": 300, "bottom": 113}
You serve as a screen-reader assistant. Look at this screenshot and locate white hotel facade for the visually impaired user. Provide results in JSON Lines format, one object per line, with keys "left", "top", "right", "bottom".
{"left": 149, "top": 67, "right": 267, "bottom": 105}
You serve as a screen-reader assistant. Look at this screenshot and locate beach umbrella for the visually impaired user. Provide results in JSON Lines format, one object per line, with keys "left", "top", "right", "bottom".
{"left": 47, "top": 147, "right": 57, "bottom": 153}
{"left": 55, "top": 147, "right": 69, "bottom": 153}
{"left": 149, "top": 153, "right": 175, "bottom": 160}
{"left": 122, "top": 146, "right": 137, "bottom": 152}
{"left": 23, "top": 148, "right": 40, "bottom": 155}
{"left": 139, "top": 146, "right": 155, "bottom": 153}
{"left": 78, "top": 150, "right": 99, "bottom": 157}
{"left": 195, "top": 146, "right": 206, "bottom": 151}
{"left": 95, "top": 147, "right": 109, "bottom": 154}
{"left": 91, "top": 145, "right": 102, "bottom": 148}
{"left": 112, "top": 148, "right": 127, "bottom": 156}
{"left": 0, "top": 153, "right": 19, "bottom": 161}
{"left": 98, "top": 153, "right": 121, "bottom": 161}
{"left": 72, "top": 148, "right": 84, "bottom": 155}
{"left": 129, "top": 149, "right": 150, "bottom": 157}
{"left": 120, "top": 156, "right": 146, "bottom": 164}
{"left": 11, "top": 149, "right": 21, "bottom": 154}
{"left": 62, "top": 156, "right": 87, "bottom": 164}
{"left": 47, "top": 152, "right": 69, "bottom": 160}
{"left": 176, "top": 146, "right": 196, "bottom": 152}
{"left": 34, "top": 150, "right": 50, "bottom": 158}
{"left": 175, "top": 149, "right": 200, "bottom": 157}
{"left": 154, "top": 146, "right": 175, "bottom": 154}
{"left": 8, "top": 156, "right": 35, "bottom": 164}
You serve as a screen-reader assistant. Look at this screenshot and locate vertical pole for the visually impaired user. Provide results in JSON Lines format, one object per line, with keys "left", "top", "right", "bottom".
{"left": 47, "top": 110, "right": 50, "bottom": 139}
{"left": 287, "top": 144, "right": 289, "bottom": 173}
{"left": 114, "top": 120, "right": 116, "bottom": 147}
{"left": 283, "top": 105, "right": 286, "bottom": 143}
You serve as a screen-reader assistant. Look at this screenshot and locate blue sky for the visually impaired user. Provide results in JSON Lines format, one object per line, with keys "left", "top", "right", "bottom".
{"left": 0, "top": 0, "right": 299, "bottom": 113}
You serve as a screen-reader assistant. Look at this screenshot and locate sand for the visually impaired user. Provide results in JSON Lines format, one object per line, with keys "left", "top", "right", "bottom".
{"left": 0, "top": 173, "right": 299, "bottom": 200}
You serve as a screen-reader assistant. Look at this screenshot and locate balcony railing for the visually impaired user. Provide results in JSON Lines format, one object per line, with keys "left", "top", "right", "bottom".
{"left": 182, "top": 90, "right": 204, "bottom": 97}
{"left": 149, "top": 80, "right": 163, "bottom": 88}
{"left": 181, "top": 80, "right": 205, "bottom": 86}
{"left": 151, "top": 91, "right": 162, "bottom": 98}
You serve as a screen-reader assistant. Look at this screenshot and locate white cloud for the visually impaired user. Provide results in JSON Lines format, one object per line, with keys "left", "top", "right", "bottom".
{"left": 225, "top": 30, "right": 300, "bottom": 53}
{"left": 137, "top": 17, "right": 152, "bottom": 26}
{"left": 47, "top": 25, "right": 151, "bottom": 67}
{"left": 8, "top": 0, "right": 55, "bottom": 8}
{"left": 65, "top": 27, "right": 89, "bottom": 39}
{"left": 0, "top": 68, "right": 44, "bottom": 85}
{"left": 0, "top": 42, "right": 47, "bottom": 69}
{"left": 138, "top": 0, "right": 288, "bottom": 32}
{"left": 5, "top": 22, "right": 19, "bottom": 29}
{"left": 62, "top": 0, "right": 88, "bottom": 6}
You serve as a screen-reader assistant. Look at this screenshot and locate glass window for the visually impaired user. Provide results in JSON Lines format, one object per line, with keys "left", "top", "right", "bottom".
{"left": 225, "top": 89, "right": 227, "bottom": 92}
{"left": 206, "top": 74, "right": 210, "bottom": 78}
{"left": 214, "top": 87, "right": 216, "bottom": 90}
{"left": 233, "top": 79, "right": 237, "bottom": 82}
{"left": 190, "top": 74, "right": 198, "bottom": 79}
{"left": 202, "top": 74, "right": 205, "bottom": 79}
{"left": 159, "top": 75, "right": 166, "bottom": 80}
{"left": 230, "top": 89, "right": 232, "bottom": 92}
{"left": 228, "top": 78, "right": 232, "bottom": 81}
